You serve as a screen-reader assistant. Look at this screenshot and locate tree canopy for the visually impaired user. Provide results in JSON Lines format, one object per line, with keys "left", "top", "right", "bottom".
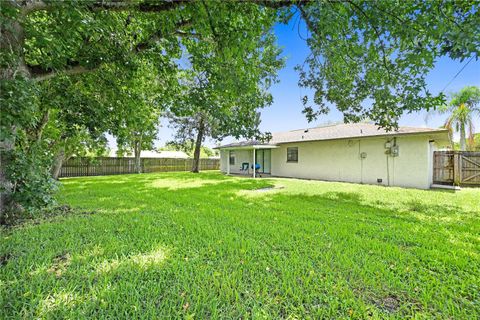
{"left": 295, "top": 1, "right": 479, "bottom": 128}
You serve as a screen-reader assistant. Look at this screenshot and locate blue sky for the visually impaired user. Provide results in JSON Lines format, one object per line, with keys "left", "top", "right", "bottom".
{"left": 110, "top": 19, "right": 480, "bottom": 150}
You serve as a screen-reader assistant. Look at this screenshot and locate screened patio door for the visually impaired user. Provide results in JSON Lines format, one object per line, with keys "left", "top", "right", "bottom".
{"left": 255, "top": 149, "right": 271, "bottom": 174}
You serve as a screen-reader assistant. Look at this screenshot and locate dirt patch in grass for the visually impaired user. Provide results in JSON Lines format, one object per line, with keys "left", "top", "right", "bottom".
{"left": 237, "top": 184, "right": 284, "bottom": 197}
{"left": 378, "top": 295, "right": 400, "bottom": 313}
{"left": 0, "top": 253, "right": 12, "bottom": 267}
{"left": 47, "top": 252, "right": 71, "bottom": 277}
{"left": 254, "top": 186, "right": 284, "bottom": 192}
{"left": 2, "top": 205, "right": 96, "bottom": 228}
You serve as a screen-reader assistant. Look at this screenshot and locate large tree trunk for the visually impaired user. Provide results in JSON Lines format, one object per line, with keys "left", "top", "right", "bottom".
{"left": 51, "top": 146, "right": 66, "bottom": 180}
{"left": 134, "top": 139, "right": 142, "bottom": 174}
{"left": 0, "top": 135, "right": 15, "bottom": 215}
{"left": 191, "top": 118, "right": 205, "bottom": 173}
{"left": 0, "top": 4, "right": 31, "bottom": 215}
{"left": 459, "top": 122, "right": 466, "bottom": 151}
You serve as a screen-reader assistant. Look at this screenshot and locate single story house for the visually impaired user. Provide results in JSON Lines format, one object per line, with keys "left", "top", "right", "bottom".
{"left": 215, "top": 123, "right": 450, "bottom": 189}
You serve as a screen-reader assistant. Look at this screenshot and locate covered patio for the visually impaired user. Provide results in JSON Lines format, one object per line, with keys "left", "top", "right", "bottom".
{"left": 215, "top": 142, "right": 278, "bottom": 178}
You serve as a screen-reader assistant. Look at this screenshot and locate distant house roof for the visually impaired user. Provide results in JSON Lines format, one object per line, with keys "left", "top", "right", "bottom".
{"left": 216, "top": 123, "right": 448, "bottom": 149}
{"left": 108, "top": 150, "right": 190, "bottom": 158}
{"left": 155, "top": 151, "right": 190, "bottom": 158}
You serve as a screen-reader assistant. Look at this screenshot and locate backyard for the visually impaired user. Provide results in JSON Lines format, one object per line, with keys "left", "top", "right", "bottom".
{"left": 1, "top": 172, "right": 479, "bottom": 318}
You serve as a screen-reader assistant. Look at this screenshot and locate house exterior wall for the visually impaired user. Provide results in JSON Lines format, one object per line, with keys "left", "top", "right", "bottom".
{"left": 219, "top": 134, "right": 444, "bottom": 189}
{"left": 269, "top": 135, "right": 433, "bottom": 189}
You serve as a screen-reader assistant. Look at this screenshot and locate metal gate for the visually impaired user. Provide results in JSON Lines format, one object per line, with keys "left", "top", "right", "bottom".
{"left": 433, "top": 151, "right": 480, "bottom": 186}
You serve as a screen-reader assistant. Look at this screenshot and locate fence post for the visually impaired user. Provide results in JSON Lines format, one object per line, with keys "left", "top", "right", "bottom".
{"left": 453, "top": 152, "right": 461, "bottom": 186}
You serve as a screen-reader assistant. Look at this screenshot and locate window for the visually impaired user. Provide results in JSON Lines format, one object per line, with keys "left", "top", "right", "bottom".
{"left": 287, "top": 147, "right": 298, "bottom": 162}
{"left": 229, "top": 151, "right": 235, "bottom": 165}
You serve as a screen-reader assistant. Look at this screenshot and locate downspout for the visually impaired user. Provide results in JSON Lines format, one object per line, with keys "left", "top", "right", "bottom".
{"left": 226, "top": 150, "right": 230, "bottom": 175}
{"left": 253, "top": 148, "right": 256, "bottom": 178}
{"left": 359, "top": 140, "right": 363, "bottom": 184}
{"left": 386, "top": 154, "right": 390, "bottom": 186}
{"left": 386, "top": 137, "right": 397, "bottom": 186}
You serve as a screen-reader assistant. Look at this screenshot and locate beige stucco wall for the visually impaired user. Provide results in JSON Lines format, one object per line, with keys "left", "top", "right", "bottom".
{"left": 270, "top": 135, "right": 435, "bottom": 189}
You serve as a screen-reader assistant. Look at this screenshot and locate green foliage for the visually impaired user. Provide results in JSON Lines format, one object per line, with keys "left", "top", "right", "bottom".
{"left": 1, "top": 172, "right": 479, "bottom": 318}
{"left": 473, "top": 133, "right": 480, "bottom": 151}
{"left": 108, "top": 60, "right": 168, "bottom": 156}
{"left": 39, "top": 73, "right": 112, "bottom": 155}
{"left": 0, "top": 75, "right": 57, "bottom": 220}
{"left": 2, "top": 138, "right": 57, "bottom": 224}
{"left": 0, "top": 76, "right": 40, "bottom": 142}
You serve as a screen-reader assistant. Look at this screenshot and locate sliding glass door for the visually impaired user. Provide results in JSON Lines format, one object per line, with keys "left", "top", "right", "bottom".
{"left": 255, "top": 149, "right": 271, "bottom": 174}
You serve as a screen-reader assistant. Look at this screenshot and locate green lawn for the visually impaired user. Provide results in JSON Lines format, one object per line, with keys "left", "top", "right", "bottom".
{"left": 1, "top": 172, "right": 479, "bottom": 319}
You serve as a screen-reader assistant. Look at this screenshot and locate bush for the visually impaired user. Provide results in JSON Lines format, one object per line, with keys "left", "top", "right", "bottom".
{"left": 1, "top": 142, "right": 57, "bottom": 224}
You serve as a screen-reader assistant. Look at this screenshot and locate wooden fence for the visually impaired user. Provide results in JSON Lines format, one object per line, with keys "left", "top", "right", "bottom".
{"left": 433, "top": 151, "right": 480, "bottom": 186}
{"left": 59, "top": 157, "right": 220, "bottom": 178}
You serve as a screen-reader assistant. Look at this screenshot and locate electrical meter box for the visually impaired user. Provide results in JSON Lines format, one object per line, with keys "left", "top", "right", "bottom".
{"left": 391, "top": 145, "right": 399, "bottom": 157}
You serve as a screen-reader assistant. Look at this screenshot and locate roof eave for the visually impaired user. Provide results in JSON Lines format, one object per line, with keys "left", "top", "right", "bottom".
{"left": 214, "top": 144, "right": 279, "bottom": 150}
{"left": 273, "top": 129, "right": 450, "bottom": 145}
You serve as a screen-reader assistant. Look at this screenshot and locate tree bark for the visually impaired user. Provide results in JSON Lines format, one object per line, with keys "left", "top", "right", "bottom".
{"left": 460, "top": 122, "right": 466, "bottom": 151}
{"left": 134, "top": 139, "right": 142, "bottom": 174}
{"left": 51, "top": 146, "right": 66, "bottom": 180}
{"left": 0, "top": 2, "right": 31, "bottom": 215}
{"left": 191, "top": 117, "right": 205, "bottom": 173}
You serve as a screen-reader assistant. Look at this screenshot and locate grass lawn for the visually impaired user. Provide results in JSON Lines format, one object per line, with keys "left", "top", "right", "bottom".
{"left": 1, "top": 172, "right": 479, "bottom": 319}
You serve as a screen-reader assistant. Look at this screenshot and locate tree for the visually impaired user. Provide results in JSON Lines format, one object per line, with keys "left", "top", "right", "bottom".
{"left": 108, "top": 61, "right": 170, "bottom": 173}
{"left": 167, "top": 62, "right": 280, "bottom": 172}
{"left": 167, "top": 0, "right": 283, "bottom": 172}
{"left": 37, "top": 71, "right": 119, "bottom": 180}
{"left": 440, "top": 86, "right": 480, "bottom": 151}
{"left": 160, "top": 142, "right": 218, "bottom": 158}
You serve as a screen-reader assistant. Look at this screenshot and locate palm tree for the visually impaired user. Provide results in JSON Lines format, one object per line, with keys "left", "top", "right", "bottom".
{"left": 440, "top": 86, "right": 480, "bottom": 151}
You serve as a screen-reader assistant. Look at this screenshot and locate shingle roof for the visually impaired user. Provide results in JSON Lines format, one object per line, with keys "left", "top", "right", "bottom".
{"left": 270, "top": 123, "right": 447, "bottom": 144}
{"left": 217, "top": 123, "right": 448, "bottom": 148}
{"left": 215, "top": 140, "right": 269, "bottom": 149}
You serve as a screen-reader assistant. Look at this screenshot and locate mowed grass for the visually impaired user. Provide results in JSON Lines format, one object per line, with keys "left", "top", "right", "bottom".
{"left": 1, "top": 172, "right": 479, "bottom": 319}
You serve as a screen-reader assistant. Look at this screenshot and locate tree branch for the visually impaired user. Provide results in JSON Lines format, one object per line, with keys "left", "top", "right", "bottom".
{"left": 298, "top": 3, "right": 356, "bottom": 65}
{"left": 22, "top": 0, "right": 297, "bottom": 81}
{"left": 32, "top": 64, "right": 92, "bottom": 82}
{"left": 30, "top": 16, "right": 192, "bottom": 81}
{"left": 19, "top": 0, "right": 49, "bottom": 16}
{"left": 21, "top": 0, "right": 303, "bottom": 15}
